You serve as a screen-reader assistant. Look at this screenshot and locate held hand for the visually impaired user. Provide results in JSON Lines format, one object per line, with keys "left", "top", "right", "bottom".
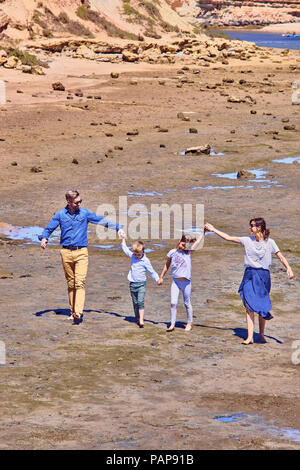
{"left": 157, "top": 278, "right": 163, "bottom": 286}
{"left": 118, "top": 229, "right": 126, "bottom": 239}
{"left": 204, "top": 222, "right": 215, "bottom": 232}
{"left": 41, "top": 238, "right": 48, "bottom": 249}
{"left": 287, "top": 267, "right": 294, "bottom": 280}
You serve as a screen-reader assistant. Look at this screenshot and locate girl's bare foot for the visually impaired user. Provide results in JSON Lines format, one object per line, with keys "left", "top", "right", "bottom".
{"left": 166, "top": 323, "right": 175, "bottom": 332}
{"left": 185, "top": 323, "right": 192, "bottom": 331}
{"left": 242, "top": 339, "right": 254, "bottom": 345}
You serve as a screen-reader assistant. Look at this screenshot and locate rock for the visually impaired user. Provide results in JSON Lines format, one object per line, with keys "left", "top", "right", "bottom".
{"left": 32, "top": 66, "right": 45, "bottom": 76}
{"left": 30, "top": 166, "right": 43, "bottom": 173}
{"left": 189, "top": 128, "right": 198, "bottom": 134}
{"left": 52, "top": 82, "right": 65, "bottom": 91}
{"left": 206, "top": 298, "right": 217, "bottom": 304}
{"left": 111, "top": 72, "right": 119, "bottom": 79}
{"left": 0, "top": 57, "right": 7, "bottom": 66}
{"left": 76, "top": 45, "right": 95, "bottom": 60}
{"left": 21, "top": 65, "right": 32, "bottom": 74}
{"left": 127, "top": 129, "right": 139, "bottom": 136}
{"left": 185, "top": 145, "right": 211, "bottom": 155}
{"left": 3, "top": 56, "right": 21, "bottom": 69}
{"left": 177, "top": 112, "right": 190, "bottom": 122}
{"left": 0, "top": 271, "right": 13, "bottom": 280}
{"left": 228, "top": 96, "right": 245, "bottom": 103}
{"left": 237, "top": 169, "right": 252, "bottom": 179}
{"left": 122, "top": 50, "right": 139, "bottom": 62}
{"left": 284, "top": 125, "right": 296, "bottom": 131}
{"left": 244, "top": 95, "right": 256, "bottom": 104}
{"left": 72, "top": 158, "right": 79, "bottom": 164}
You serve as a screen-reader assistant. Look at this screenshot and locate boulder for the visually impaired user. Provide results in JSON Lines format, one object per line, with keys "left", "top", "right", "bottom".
{"left": 122, "top": 50, "right": 139, "bottom": 62}
{"left": 227, "top": 96, "right": 245, "bottom": 103}
{"left": 52, "top": 82, "right": 65, "bottom": 91}
{"left": 185, "top": 145, "right": 211, "bottom": 155}
{"left": 3, "top": 56, "right": 21, "bottom": 69}
{"left": 76, "top": 45, "right": 95, "bottom": 60}
{"left": 237, "top": 169, "right": 252, "bottom": 179}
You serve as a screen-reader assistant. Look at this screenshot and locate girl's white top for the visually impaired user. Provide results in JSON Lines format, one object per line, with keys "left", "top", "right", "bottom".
{"left": 239, "top": 236, "right": 280, "bottom": 270}
{"left": 167, "top": 249, "right": 192, "bottom": 280}
{"left": 121, "top": 240, "right": 159, "bottom": 282}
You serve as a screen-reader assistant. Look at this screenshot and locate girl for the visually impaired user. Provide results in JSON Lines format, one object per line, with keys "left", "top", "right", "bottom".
{"left": 158, "top": 231, "right": 205, "bottom": 331}
{"left": 205, "top": 218, "right": 293, "bottom": 344}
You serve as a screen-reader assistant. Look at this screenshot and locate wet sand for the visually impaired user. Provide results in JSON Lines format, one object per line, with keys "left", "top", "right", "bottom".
{"left": 0, "top": 45, "right": 300, "bottom": 449}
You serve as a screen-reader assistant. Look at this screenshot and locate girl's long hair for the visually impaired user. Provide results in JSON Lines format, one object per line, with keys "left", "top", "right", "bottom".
{"left": 177, "top": 234, "right": 197, "bottom": 252}
{"left": 250, "top": 217, "right": 270, "bottom": 240}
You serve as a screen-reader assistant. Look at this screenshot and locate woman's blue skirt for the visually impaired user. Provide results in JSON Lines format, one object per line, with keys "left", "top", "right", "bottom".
{"left": 238, "top": 267, "right": 273, "bottom": 320}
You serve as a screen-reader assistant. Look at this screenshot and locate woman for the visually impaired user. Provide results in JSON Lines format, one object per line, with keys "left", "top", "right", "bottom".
{"left": 204, "top": 218, "right": 293, "bottom": 344}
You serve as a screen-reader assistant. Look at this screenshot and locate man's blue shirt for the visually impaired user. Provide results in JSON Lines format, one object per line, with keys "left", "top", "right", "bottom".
{"left": 39, "top": 206, "right": 120, "bottom": 246}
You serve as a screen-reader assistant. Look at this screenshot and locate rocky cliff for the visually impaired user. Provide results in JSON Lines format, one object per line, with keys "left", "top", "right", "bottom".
{"left": 168, "top": 0, "right": 300, "bottom": 26}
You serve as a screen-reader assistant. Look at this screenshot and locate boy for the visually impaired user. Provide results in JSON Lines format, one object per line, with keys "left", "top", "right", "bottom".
{"left": 121, "top": 236, "right": 160, "bottom": 327}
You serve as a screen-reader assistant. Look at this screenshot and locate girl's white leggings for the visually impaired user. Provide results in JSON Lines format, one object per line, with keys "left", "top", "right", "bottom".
{"left": 170, "top": 278, "right": 193, "bottom": 324}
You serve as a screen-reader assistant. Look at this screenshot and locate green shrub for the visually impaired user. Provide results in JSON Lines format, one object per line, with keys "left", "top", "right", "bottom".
{"left": 67, "top": 20, "right": 95, "bottom": 38}
{"left": 76, "top": 6, "right": 90, "bottom": 20}
{"left": 8, "top": 49, "right": 38, "bottom": 66}
{"left": 58, "top": 11, "right": 70, "bottom": 24}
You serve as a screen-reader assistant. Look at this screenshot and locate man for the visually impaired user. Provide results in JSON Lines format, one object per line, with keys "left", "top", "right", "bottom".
{"left": 39, "top": 190, "right": 125, "bottom": 322}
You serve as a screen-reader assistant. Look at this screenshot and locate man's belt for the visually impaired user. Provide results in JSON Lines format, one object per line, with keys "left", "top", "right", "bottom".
{"left": 62, "top": 245, "right": 86, "bottom": 250}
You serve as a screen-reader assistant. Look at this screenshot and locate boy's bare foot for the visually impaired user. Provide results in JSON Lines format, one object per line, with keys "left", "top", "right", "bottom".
{"left": 185, "top": 323, "right": 192, "bottom": 331}
{"left": 166, "top": 324, "right": 175, "bottom": 332}
{"left": 139, "top": 322, "right": 144, "bottom": 328}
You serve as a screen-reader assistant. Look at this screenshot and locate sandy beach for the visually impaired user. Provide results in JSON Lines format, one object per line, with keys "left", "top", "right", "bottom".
{"left": 262, "top": 22, "right": 300, "bottom": 34}
{"left": 0, "top": 37, "right": 300, "bottom": 450}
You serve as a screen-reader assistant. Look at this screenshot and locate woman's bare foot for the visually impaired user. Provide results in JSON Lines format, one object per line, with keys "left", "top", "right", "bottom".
{"left": 185, "top": 323, "right": 192, "bottom": 331}
{"left": 258, "top": 335, "right": 267, "bottom": 343}
{"left": 166, "top": 323, "right": 175, "bottom": 332}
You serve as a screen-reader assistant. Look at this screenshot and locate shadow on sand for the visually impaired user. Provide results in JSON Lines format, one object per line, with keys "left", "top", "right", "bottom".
{"left": 34, "top": 309, "right": 283, "bottom": 342}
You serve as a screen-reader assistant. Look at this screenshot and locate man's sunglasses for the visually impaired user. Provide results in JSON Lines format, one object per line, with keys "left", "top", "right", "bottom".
{"left": 73, "top": 199, "right": 82, "bottom": 205}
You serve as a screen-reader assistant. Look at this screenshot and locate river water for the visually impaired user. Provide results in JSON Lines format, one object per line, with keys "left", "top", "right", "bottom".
{"left": 221, "top": 29, "right": 300, "bottom": 50}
